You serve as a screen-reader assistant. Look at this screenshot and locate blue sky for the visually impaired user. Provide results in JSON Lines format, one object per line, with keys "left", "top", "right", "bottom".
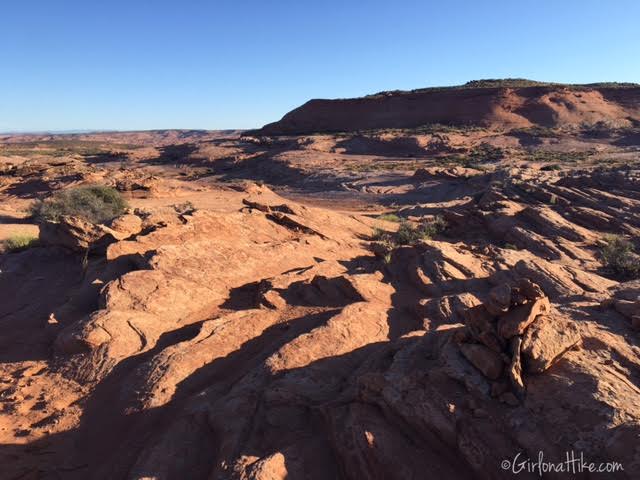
{"left": 1, "top": 0, "right": 639, "bottom": 132}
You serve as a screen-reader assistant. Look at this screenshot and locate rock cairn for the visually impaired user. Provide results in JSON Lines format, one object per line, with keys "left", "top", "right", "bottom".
{"left": 455, "top": 278, "right": 581, "bottom": 405}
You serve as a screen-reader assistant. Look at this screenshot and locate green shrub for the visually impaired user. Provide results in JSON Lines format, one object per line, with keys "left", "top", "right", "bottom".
{"left": 420, "top": 215, "right": 447, "bottom": 239}
{"left": 438, "top": 144, "right": 503, "bottom": 167}
{"left": 525, "top": 150, "right": 592, "bottom": 164}
{"left": 4, "top": 234, "right": 38, "bottom": 252}
{"left": 371, "top": 216, "right": 447, "bottom": 255}
{"left": 377, "top": 213, "right": 401, "bottom": 223}
{"left": 510, "top": 126, "right": 560, "bottom": 138}
{"left": 396, "top": 217, "right": 447, "bottom": 245}
{"left": 371, "top": 227, "right": 388, "bottom": 241}
{"left": 600, "top": 235, "right": 640, "bottom": 279}
{"left": 31, "top": 185, "right": 128, "bottom": 224}
{"left": 395, "top": 221, "right": 426, "bottom": 245}
{"left": 467, "top": 143, "right": 504, "bottom": 163}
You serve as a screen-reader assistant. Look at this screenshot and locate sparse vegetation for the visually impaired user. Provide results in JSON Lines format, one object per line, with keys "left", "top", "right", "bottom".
{"left": 377, "top": 212, "right": 401, "bottom": 223}
{"left": 0, "top": 140, "right": 139, "bottom": 159}
{"left": 580, "top": 121, "right": 618, "bottom": 138}
{"left": 395, "top": 221, "right": 429, "bottom": 245}
{"left": 30, "top": 185, "right": 128, "bottom": 224}
{"left": 600, "top": 235, "right": 640, "bottom": 279}
{"left": 524, "top": 149, "right": 593, "bottom": 164}
{"left": 3, "top": 234, "right": 38, "bottom": 252}
{"left": 419, "top": 215, "right": 447, "bottom": 239}
{"left": 462, "top": 79, "right": 557, "bottom": 89}
{"left": 510, "top": 126, "right": 560, "bottom": 138}
{"left": 333, "top": 123, "right": 483, "bottom": 138}
{"left": 371, "top": 216, "right": 447, "bottom": 259}
{"left": 343, "top": 160, "right": 423, "bottom": 173}
{"left": 371, "top": 227, "right": 387, "bottom": 241}
{"left": 467, "top": 143, "right": 504, "bottom": 163}
{"left": 436, "top": 143, "right": 504, "bottom": 167}
{"left": 365, "top": 79, "right": 640, "bottom": 99}
{"left": 407, "top": 123, "right": 483, "bottom": 135}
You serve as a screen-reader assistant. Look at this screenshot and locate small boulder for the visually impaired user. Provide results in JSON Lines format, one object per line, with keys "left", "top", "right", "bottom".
{"left": 485, "top": 283, "right": 511, "bottom": 316}
{"left": 109, "top": 214, "right": 142, "bottom": 237}
{"left": 459, "top": 343, "right": 504, "bottom": 380}
{"left": 463, "top": 304, "right": 494, "bottom": 334}
{"left": 517, "top": 278, "right": 545, "bottom": 301}
{"left": 39, "top": 215, "right": 127, "bottom": 253}
{"left": 521, "top": 314, "right": 581, "bottom": 373}
{"left": 477, "top": 330, "right": 504, "bottom": 353}
{"left": 497, "top": 296, "right": 550, "bottom": 339}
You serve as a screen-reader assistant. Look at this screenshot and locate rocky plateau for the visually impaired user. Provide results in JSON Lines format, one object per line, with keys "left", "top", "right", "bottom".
{"left": 2, "top": 81, "right": 640, "bottom": 479}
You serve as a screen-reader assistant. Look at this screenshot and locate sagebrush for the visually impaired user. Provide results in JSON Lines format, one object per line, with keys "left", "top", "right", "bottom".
{"left": 600, "top": 235, "right": 640, "bottom": 279}
{"left": 371, "top": 217, "right": 447, "bottom": 256}
{"left": 31, "top": 185, "right": 128, "bottom": 224}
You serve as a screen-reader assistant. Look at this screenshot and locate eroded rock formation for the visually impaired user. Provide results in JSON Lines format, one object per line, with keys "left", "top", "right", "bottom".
{"left": 2, "top": 173, "right": 640, "bottom": 479}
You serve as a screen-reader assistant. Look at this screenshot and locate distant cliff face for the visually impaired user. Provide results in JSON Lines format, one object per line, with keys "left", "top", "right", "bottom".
{"left": 257, "top": 83, "right": 640, "bottom": 135}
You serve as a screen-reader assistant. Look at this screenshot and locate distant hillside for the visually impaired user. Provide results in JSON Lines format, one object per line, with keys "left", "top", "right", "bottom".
{"left": 256, "top": 79, "right": 640, "bottom": 135}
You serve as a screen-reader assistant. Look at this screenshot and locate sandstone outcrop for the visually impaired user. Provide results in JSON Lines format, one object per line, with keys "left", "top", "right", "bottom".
{"left": 257, "top": 83, "right": 640, "bottom": 135}
{"left": 4, "top": 132, "right": 640, "bottom": 480}
{"left": 39, "top": 214, "right": 143, "bottom": 253}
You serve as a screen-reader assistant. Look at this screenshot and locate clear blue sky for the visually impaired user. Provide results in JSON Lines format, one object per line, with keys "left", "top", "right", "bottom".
{"left": 1, "top": 0, "right": 639, "bottom": 132}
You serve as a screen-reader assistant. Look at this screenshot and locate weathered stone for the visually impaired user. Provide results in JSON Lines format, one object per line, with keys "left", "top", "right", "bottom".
{"left": 39, "top": 215, "right": 129, "bottom": 253}
{"left": 477, "top": 330, "right": 503, "bottom": 353}
{"left": 613, "top": 299, "right": 638, "bottom": 320}
{"left": 246, "top": 452, "right": 288, "bottom": 480}
{"left": 517, "top": 278, "right": 545, "bottom": 301}
{"left": 491, "top": 283, "right": 512, "bottom": 308}
{"left": 507, "top": 336, "right": 525, "bottom": 398}
{"left": 521, "top": 315, "right": 581, "bottom": 373}
{"left": 262, "top": 290, "right": 287, "bottom": 310}
{"left": 497, "top": 296, "right": 550, "bottom": 339}
{"left": 459, "top": 343, "right": 504, "bottom": 380}
{"left": 347, "top": 272, "right": 395, "bottom": 305}
{"left": 109, "top": 214, "right": 142, "bottom": 237}
{"left": 463, "top": 304, "right": 494, "bottom": 334}
{"left": 408, "top": 261, "right": 442, "bottom": 296}
{"left": 514, "top": 259, "right": 583, "bottom": 298}
{"left": 417, "top": 293, "right": 480, "bottom": 325}
{"left": 509, "top": 287, "right": 529, "bottom": 307}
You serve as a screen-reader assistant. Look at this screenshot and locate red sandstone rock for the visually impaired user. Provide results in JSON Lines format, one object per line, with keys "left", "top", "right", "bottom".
{"left": 459, "top": 343, "right": 504, "bottom": 380}
{"left": 497, "top": 296, "right": 550, "bottom": 339}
